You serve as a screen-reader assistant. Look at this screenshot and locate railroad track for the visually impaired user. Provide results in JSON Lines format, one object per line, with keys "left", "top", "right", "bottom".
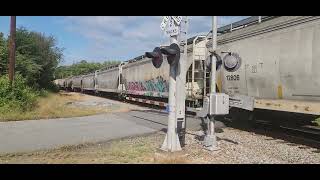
{"left": 70, "top": 90, "right": 320, "bottom": 148}
{"left": 219, "top": 108, "right": 320, "bottom": 148}
{"left": 252, "top": 120, "right": 320, "bottom": 149}
{"left": 279, "top": 126, "right": 320, "bottom": 142}
{"left": 111, "top": 92, "right": 320, "bottom": 148}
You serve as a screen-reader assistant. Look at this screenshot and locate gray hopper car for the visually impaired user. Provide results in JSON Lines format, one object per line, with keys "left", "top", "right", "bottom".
{"left": 206, "top": 16, "right": 320, "bottom": 115}
{"left": 121, "top": 35, "right": 207, "bottom": 107}
{"left": 81, "top": 73, "right": 95, "bottom": 91}
{"left": 53, "top": 79, "right": 65, "bottom": 88}
{"left": 56, "top": 35, "right": 207, "bottom": 108}
{"left": 65, "top": 77, "right": 73, "bottom": 90}
{"left": 71, "top": 75, "right": 83, "bottom": 91}
{"left": 55, "top": 16, "right": 320, "bottom": 115}
{"left": 96, "top": 64, "right": 122, "bottom": 93}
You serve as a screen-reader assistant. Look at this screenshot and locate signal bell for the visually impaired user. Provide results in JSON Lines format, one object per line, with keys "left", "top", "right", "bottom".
{"left": 145, "top": 47, "right": 163, "bottom": 68}
{"left": 161, "top": 43, "right": 180, "bottom": 66}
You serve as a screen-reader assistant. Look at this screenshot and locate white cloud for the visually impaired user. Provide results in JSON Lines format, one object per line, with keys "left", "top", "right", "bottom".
{"left": 62, "top": 16, "right": 249, "bottom": 64}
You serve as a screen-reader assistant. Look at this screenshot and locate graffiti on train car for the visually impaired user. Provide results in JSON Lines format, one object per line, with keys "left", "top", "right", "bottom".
{"left": 128, "top": 82, "right": 146, "bottom": 91}
{"left": 145, "top": 76, "right": 168, "bottom": 92}
{"left": 125, "top": 76, "right": 169, "bottom": 96}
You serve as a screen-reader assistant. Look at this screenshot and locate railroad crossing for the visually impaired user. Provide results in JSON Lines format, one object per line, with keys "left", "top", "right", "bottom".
{"left": 146, "top": 16, "right": 229, "bottom": 152}
{"left": 1, "top": 16, "right": 320, "bottom": 163}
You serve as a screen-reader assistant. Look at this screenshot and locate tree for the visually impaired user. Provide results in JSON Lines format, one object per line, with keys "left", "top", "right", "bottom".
{"left": 54, "top": 60, "right": 121, "bottom": 79}
{"left": 0, "top": 32, "right": 8, "bottom": 75}
{"left": 14, "top": 27, "right": 63, "bottom": 89}
{"left": 0, "top": 28, "right": 63, "bottom": 89}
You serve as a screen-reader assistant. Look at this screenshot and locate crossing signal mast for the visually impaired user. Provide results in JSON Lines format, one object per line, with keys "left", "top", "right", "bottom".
{"left": 146, "top": 16, "right": 229, "bottom": 152}
{"left": 146, "top": 16, "right": 187, "bottom": 152}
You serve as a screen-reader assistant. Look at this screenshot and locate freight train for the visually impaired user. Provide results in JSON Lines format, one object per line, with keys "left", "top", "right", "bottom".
{"left": 54, "top": 16, "right": 320, "bottom": 118}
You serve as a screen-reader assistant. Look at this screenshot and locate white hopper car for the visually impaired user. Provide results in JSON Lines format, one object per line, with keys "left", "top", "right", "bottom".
{"left": 61, "top": 36, "right": 207, "bottom": 107}
{"left": 56, "top": 16, "right": 320, "bottom": 116}
{"left": 206, "top": 16, "right": 320, "bottom": 115}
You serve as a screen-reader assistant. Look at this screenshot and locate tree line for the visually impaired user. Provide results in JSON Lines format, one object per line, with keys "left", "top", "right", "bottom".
{"left": 0, "top": 26, "right": 121, "bottom": 114}
{"left": 0, "top": 27, "right": 63, "bottom": 89}
{"left": 0, "top": 27, "right": 121, "bottom": 89}
{"left": 54, "top": 60, "right": 121, "bottom": 79}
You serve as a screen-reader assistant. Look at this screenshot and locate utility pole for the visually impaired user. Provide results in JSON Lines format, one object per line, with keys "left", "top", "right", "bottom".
{"left": 8, "top": 16, "right": 16, "bottom": 85}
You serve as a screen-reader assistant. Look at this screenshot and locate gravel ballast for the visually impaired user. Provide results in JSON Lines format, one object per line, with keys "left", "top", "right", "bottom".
{"left": 181, "top": 128, "right": 320, "bottom": 164}
{"left": 1, "top": 127, "right": 319, "bottom": 164}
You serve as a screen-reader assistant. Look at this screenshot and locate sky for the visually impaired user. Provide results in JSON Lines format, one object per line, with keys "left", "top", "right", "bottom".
{"left": 0, "top": 16, "right": 249, "bottom": 65}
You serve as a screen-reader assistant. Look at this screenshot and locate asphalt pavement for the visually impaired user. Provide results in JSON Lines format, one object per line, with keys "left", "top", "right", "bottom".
{"left": 0, "top": 93, "right": 206, "bottom": 154}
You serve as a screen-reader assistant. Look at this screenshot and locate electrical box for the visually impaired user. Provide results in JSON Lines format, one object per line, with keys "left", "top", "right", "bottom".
{"left": 209, "top": 93, "right": 229, "bottom": 115}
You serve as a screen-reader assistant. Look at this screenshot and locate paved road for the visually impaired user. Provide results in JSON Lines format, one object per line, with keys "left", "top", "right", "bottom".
{"left": 117, "top": 109, "right": 203, "bottom": 132}
{"left": 0, "top": 114, "right": 158, "bottom": 154}
{"left": 0, "top": 110, "right": 205, "bottom": 154}
{"left": 0, "top": 93, "right": 207, "bottom": 154}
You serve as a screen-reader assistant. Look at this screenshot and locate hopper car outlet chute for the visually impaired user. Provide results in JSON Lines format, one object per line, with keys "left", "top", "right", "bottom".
{"left": 55, "top": 16, "right": 320, "bottom": 116}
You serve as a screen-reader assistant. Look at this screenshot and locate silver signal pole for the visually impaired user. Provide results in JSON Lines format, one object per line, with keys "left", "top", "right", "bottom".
{"left": 204, "top": 16, "right": 219, "bottom": 151}
{"left": 209, "top": 16, "right": 218, "bottom": 150}
{"left": 211, "top": 16, "right": 217, "bottom": 93}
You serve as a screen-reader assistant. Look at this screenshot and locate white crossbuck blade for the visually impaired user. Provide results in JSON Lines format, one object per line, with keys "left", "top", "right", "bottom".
{"left": 160, "top": 16, "right": 170, "bottom": 31}
{"left": 160, "top": 16, "right": 181, "bottom": 36}
{"left": 172, "top": 16, "right": 182, "bottom": 25}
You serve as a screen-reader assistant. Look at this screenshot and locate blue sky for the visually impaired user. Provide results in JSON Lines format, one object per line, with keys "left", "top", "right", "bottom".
{"left": 0, "top": 16, "right": 248, "bottom": 66}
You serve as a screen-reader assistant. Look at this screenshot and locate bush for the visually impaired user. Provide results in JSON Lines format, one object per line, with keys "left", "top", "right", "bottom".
{"left": 45, "top": 82, "right": 60, "bottom": 93}
{"left": 313, "top": 117, "right": 320, "bottom": 126}
{"left": 0, "top": 74, "right": 39, "bottom": 112}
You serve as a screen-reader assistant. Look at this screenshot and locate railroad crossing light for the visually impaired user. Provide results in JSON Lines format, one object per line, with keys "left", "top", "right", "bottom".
{"left": 145, "top": 47, "right": 163, "bottom": 68}
{"left": 160, "top": 43, "right": 180, "bottom": 66}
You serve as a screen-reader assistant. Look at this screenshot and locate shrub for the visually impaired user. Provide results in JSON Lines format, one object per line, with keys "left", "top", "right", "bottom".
{"left": 0, "top": 74, "right": 39, "bottom": 112}
{"left": 45, "top": 82, "right": 60, "bottom": 93}
{"left": 313, "top": 117, "right": 320, "bottom": 126}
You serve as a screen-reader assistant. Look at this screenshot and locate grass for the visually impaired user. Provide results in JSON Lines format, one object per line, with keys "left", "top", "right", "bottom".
{"left": 0, "top": 132, "right": 193, "bottom": 164}
{"left": 0, "top": 92, "right": 109, "bottom": 122}
{"left": 152, "top": 153, "right": 190, "bottom": 164}
{"left": 313, "top": 117, "right": 320, "bottom": 126}
{"left": 0, "top": 133, "right": 160, "bottom": 164}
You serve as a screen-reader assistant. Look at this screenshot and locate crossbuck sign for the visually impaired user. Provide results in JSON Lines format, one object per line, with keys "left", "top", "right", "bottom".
{"left": 160, "top": 16, "right": 182, "bottom": 36}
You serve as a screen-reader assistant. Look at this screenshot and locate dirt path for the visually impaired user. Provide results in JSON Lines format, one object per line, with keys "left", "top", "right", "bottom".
{"left": 60, "top": 91, "right": 148, "bottom": 113}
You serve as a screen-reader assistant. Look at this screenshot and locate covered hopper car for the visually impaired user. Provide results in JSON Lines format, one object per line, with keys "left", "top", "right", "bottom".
{"left": 55, "top": 16, "right": 320, "bottom": 117}
{"left": 206, "top": 16, "right": 320, "bottom": 115}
